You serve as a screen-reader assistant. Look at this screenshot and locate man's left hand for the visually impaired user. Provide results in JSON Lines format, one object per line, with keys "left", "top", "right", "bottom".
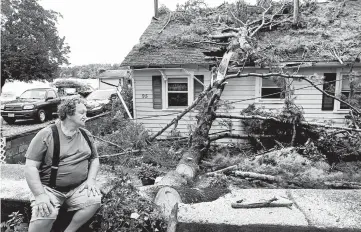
{"left": 79, "top": 179, "right": 101, "bottom": 197}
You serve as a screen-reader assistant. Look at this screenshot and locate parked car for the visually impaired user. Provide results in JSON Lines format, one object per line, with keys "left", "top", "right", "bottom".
{"left": 85, "top": 89, "right": 117, "bottom": 117}
{"left": 0, "top": 88, "right": 61, "bottom": 124}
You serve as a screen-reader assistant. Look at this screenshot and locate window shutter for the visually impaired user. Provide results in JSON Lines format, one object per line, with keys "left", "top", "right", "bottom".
{"left": 193, "top": 75, "right": 204, "bottom": 100}
{"left": 322, "top": 73, "right": 336, "bottom": 111}
{"left": 152, "top": 76, "right": 162, "bottom": 109}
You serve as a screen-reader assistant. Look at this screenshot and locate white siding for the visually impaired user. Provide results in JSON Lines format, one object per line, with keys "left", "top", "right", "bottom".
{"left": 99, "top": 78, "right": 119, "bottom": 90}
{"left": 133, "top": 66, "right": 211, "bottom": 137}
{"left": 133, "top": 65, "right": 358, "bottom": 139}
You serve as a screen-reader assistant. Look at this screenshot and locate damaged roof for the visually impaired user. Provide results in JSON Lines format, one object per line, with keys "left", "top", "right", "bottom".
{"left": 121, "top": 0, "right": 361, "bottom": 67}
{"left": 121, "top": 14, "right": 215, "bottom": 67}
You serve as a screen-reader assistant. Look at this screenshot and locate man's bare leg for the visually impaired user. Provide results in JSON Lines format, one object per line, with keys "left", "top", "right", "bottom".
{"left": 28, "top": 219, "right": 55, "bottom": 232}
{"left": 64, "top": 204, "right": 100, "bottom": 232}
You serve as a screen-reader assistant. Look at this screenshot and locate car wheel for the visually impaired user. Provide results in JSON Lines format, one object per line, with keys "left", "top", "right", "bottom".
{"left": 3, "top": 117, "right": 16, "bottom": 124}
{"left": 37, "top": 109, "right": 47, "bottom": 123}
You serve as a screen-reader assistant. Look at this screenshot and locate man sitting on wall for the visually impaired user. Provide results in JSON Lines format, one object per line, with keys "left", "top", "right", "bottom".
{"left": 24, "top": 98, "right": 101, "bottom": 232}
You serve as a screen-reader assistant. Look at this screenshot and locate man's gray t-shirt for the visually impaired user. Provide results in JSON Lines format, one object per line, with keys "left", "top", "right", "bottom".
{"left": 25, "top": 121, "right": 98, "bottom": 187}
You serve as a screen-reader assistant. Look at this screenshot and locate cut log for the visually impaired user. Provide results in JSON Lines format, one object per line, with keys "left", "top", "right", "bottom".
{"left": 153, "top": 185, "right": 230, "bottom": 216}
{"left": 167, "top": 203, "right": 178, "bottom": 232}
{"left": 232, "top": 171, "right": 279, "bottom": 182}
{"left": 205, "top": 164, "right": 239, "bottom": 177}
{"left": 154, "top": 187, "right": 182, "bottom": 216}
{"left": 324, "top": 181, "right": 361, "bottom": 189}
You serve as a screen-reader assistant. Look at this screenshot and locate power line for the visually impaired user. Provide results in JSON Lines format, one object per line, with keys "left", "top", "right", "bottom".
{"left": 225, "top": 76, "right": 348, "bottom": 105}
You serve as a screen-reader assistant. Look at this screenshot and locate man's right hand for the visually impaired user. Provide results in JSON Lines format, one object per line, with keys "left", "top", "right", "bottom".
{"left": 33, "top": 193, "right": 55, "bottom": 217}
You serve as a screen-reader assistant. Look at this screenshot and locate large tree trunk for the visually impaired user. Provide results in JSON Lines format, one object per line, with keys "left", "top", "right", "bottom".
{"left": 154, "top": 84, "right": 227, "bottom": 215}
{"left": 152, "top": 3, "right": 292, "bottom": 218}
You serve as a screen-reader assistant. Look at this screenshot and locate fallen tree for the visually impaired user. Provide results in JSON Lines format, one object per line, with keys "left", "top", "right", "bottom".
{"left": 138, "top": 0, "right": 361, "bottom": 219}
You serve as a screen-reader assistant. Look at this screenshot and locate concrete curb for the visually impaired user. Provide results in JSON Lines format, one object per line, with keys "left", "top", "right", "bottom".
{"left": 172, "top": 188, "right": 361, "bottom": 232}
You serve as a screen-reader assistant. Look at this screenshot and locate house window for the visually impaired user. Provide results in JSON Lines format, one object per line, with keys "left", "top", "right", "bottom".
{"left": 321, "top": 73, "right": 336, "bottom": 111}
{"left": 340, "top": 74, "right": 361, "bottom": 109}
{"left": 167, "top": 78, "right": 188, "bottom": 107}
{"left": 261, "top": 78, "right": 284, "bottom": 99}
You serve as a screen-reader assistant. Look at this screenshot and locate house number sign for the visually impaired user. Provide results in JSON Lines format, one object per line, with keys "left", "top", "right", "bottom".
{"left": 142, "top": 94, "right": 148, "bottom": 98}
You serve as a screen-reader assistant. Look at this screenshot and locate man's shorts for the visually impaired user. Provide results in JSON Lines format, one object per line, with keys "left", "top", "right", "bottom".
{"left": 30, "top": 182, "right": 101, "bottom": 222}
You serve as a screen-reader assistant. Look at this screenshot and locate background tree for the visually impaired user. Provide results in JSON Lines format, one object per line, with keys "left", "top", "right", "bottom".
{"left": 1, "top": 0, "right": 70, "bottom": 90}
{"left": 59, "top": 64, "right": 125, "bottom": 79}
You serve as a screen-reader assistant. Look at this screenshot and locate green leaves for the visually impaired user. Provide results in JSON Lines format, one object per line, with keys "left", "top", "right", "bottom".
{"left": 1, "top": 0, "right": 70, "bottom": 87}
{"left": 90, "top": 174, "right": 167, "bottom": 232}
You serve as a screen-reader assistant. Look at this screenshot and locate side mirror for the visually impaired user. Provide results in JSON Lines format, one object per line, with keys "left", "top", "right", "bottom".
{"left": 16, "top": 96, "right": 20, "bottom": 99}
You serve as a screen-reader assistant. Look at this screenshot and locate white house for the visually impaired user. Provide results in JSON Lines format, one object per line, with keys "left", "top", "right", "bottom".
{"left": 98, "top": 69, "right": 131, "bottom": 90}
{"left": 120, "top": 1, "right": 361, "bottom": 139}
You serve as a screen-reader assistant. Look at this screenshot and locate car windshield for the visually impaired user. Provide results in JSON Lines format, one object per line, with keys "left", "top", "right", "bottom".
{"left": 20, "top": 89, "right": 47, "bottom": 99}
{"left": 87, "top": 90, "right": 115, "bottom": 100}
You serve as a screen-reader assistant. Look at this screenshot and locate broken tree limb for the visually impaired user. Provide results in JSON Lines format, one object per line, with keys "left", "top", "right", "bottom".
{"left": 190, "top": 41, "right": 230, "bottom": 46}
{"left": 250, "top": 4, "right": 272, "bottom": 37}
{"left": 209, "top": 133, "right": 272, "bottom": 142}
{"left": 229, "top": 9, "right": 246, "bottom": 26}
{"left": 332, "top": 48, "right": 344, "bottom": 65}
{"left": 159, "top": 11, "right": 172, "bottom": 34}
{"left": 300, "top": 121, "right": 361, "bottom": 133}
{"left": 216, "top": 114, "right": 361, "bottom": 133}
{"left": 209, "top": 32, "right": 238, "bottom": 39}
{"left": 291, "top": 121, "right": 297, "bottom": 146}
{"left": 149, "top": 84, "right": 213, "bottom": 141}
{"left": 92, "top": 135, "right": 124, "bottom": 151}
{"left": 232, "top": 171, "right": 279, "bottom": 182}
{"left": 324, "top": 181, "right": 361, "bottom": 189}
{"left": 206, "top": 164, "right": 239, "bottom": 177}
{"left": 182, "top": 68, "right": 205, "bottom": 87}
{"left": 231, "top": 197, "right": 293, "bottom": 208}
{"left": 99, "top": 149, "right": 141, "bottom": 158}
{"left": 222, "top": 72, "right": 361, "bottom": 114}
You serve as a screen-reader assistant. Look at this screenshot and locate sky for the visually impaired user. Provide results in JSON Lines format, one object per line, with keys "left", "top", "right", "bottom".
{"left": 39, "top": 0, "right": 250, "bottom": 66}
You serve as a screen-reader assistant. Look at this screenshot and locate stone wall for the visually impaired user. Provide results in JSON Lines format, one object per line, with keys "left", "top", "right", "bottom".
{"left": 3, "top": 112, "right": 110, "bottom": 164}
{"left": 4, "top": 130, "right": 39, "bottom": 164}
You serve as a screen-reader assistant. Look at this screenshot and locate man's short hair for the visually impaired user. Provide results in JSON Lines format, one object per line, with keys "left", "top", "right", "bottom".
{"left": 58, "top": 98, "right": 85, "bottom": 121}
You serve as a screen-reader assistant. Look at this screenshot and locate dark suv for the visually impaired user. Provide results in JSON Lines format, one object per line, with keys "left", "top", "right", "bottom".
{"left": 1, "top": 88, "right": 61, "bottom": 124}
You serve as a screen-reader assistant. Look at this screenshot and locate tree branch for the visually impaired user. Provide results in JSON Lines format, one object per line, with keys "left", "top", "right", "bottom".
{"left": 149, "top": 84, "right": 213, "bottom": 141}
{"left": 205, "top": 164, "right": 239, "bottom": 177}
{"left": 216, "top": 114, "right": 361, "bottom": 133}
{"left": 159, "top": 11, "right": 172, "bottom": 34}
{"left": 209, "top": 32, "right": 238, "bottom": 39}
{"left": 250, "top": 4, "right": 272, "bottom": 37}
{"left": 221, "top": 72, "right": 361, "bottom": 114}
{"left": 191, "top": 41, "right": 230, "bottom": 46}
{"left": 209, "top": 132, "right": 272, "bottom": 142}
{"left": 229, "top": 9, "right": 246, "bottom": 26}
{"left": 93, "top": 135, "right": 124, "bottom": 151}
{"left": 332, "top": 48, "right": 344, "bottom": 64}
{"left": 291, "top": 121, "right": 297, "bottom": 146}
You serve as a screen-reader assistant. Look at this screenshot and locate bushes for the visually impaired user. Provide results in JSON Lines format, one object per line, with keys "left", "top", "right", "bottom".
{"left": 204, "top": 148, "right": 361, "bottom": 189}
{"left": 138, "top": 163, "right": 165, "bottom": 186}
{"left": 89, "top": 172, "right": 167, "bottom": 232}
{"left": 240, "top": 103, "right": 361, "bottom": 164}
{"left": 241, "top": 103, "right": 309, "bottom": 150}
